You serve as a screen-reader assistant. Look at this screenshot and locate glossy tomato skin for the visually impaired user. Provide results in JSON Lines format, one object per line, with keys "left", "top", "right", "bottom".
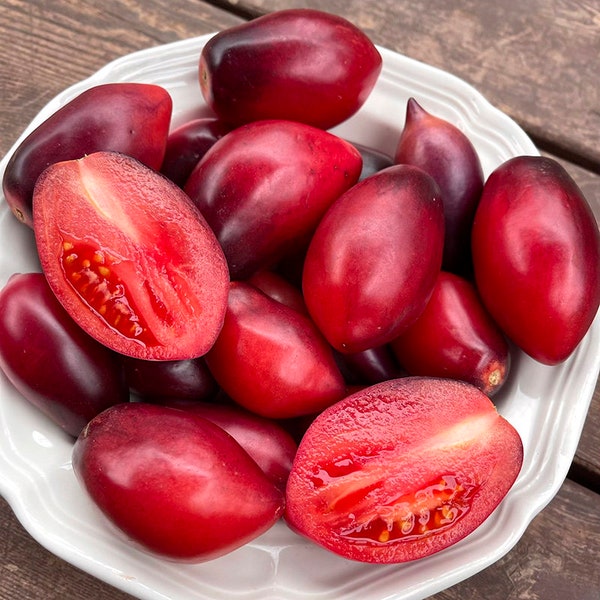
{"left": 302, "top": 164, "right": 445, "bottom": 353}
{"left": 205, "top": 282, "right": 346, "bottom": 419}
{"left": 185, "top": 119, "right": 362, "bottom": 280}
{"left": 394, "top": 98, "right": 484, "bottom": 275}
{"left": 3, "top": 83, "right": 172, "bottom": 227}
{"left": 246, "top": 269, "right": 308, "bottom": 315}
{"left": 72, "top": 402, "right": 284, "bottom": 561}
{"left": 199, "top": 9, "right": 382, "bottom": 129}
{"left": 0, "top": 273, "right": 128, "bottom": 437}
{"left": 160, "top": 117, "right": 230, "bottom": 187}
{"left": 160, "top": 399, "right": 298, "bottom": 489}
{"left": 285, "top": 377, "right": 523, "bottom": 564}
{"left": 391, "top": 271, "right": 509, "bottom": 396}
{"left": 122, "top": 356, "right": 219, "bottom": 402}
{"left": 471, "top": 155, "right": 600, "bottom": 365}
{"left": 335, "top": 345, "right": 404, "bottom": 386}
{"left": 33, "top": 151, "right": 229, "bottom": 361}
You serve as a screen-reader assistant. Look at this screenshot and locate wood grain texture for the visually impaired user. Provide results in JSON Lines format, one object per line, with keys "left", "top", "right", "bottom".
{"left": 215, "top": 0, "right": 600, "bottom": 171}
{"left": 1, "top": 1, "right": 600, "bottom": 599}
{"left": 0, "top": 495, "right": 132, "bottom": 599}
{"left": 0, "top": 0, "right": 243, "bottom": 156}
{"left": 431, "top": 478, "right": 600, "bottom": 600}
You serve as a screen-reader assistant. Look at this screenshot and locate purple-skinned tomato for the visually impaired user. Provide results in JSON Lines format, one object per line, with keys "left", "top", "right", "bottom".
{"left": 160, "top": 117, "right": 230, "bottom": 187}
{"left": 394, "top": 98, "right": 484, "bottom": 275}
{"left": 205, "top": 281, "right": 346, "bottom": 419}
{"left": 72, "top": 402, "right": 284, "bottom": 562}
{"left": 246, "top": 269, "right": 308, "bottom": 315}
{"left": 471, "top": 155, "right": 600, "bottom": 365}
{"left": 336, "top": 344, "right": 404, "bottom": 386}
{"left": 160, "top": 399, "right": 298, "bottom": 489}
{"left": 199, "top": 9, "right": 382, "bottom": 129}
{"left": 122, "top": 356, "right": 219, "bottom": 402}
{"left": 302, "top": 164, "right": 445, "bottom": 353}
{"left": 185, "top": 119, "right": 362, "bottom": 279}
{"left": 391, "top": 271, "right": 510, "bottom": 396}
{"left": 3, "top": 83, "right": 172, "bottom": 227}
{"left": 0, "top": 272, "right": 128, "bottom": 437}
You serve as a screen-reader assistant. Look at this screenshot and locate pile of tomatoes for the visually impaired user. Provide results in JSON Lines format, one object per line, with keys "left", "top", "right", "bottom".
{"left": 0, "top": 9, "right": 598, "bottom": 565}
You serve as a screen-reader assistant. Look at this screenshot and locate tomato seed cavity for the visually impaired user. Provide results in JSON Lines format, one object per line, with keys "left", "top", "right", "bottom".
{"left": 339, "top": 474, "right": 478, "bottom": 544}
{"left": 60, "top": 239, "right": 159, "bottom": 346}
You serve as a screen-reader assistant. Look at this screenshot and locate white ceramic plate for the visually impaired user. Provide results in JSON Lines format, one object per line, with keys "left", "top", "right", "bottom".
{"left": 1, "top": 34, "right": 599, "bottom": 600}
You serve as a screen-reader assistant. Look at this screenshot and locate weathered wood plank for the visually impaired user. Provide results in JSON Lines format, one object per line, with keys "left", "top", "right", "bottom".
{"left": 0, "top": 0, "right": 244, "bottom": 157}
{"left": 1, "top": 2, "right": 599, "bottom": 599}
{"left": 0, "top": 497, "right": 132, "bottom": 600}
{"left": 212, "top": 0, "right": 600, "bottom": 171}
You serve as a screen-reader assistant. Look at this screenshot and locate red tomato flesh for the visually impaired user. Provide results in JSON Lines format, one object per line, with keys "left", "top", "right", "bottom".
{"left": 33, "top": 151, "right": 229, "bottom": 360}
{"left": 285, "top": 377, "right": 523, "bottom": 563}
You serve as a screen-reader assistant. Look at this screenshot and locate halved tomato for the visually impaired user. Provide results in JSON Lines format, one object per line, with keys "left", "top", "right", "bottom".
{"left": 33, "top": 151, "right": 230, "bottom": 360}
{"left": 285, "top": 377, "right": 523, "bottom": 563}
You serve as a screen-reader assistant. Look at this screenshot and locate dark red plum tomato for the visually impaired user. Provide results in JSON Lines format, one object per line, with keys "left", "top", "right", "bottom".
{"left": 0, "top": 272, "right": 128, "bottom": 437}
{"left": 160, "top": 117, "right": 230, "bottom": 187}
{"left": 285, "top": 377, "right": 523, "bottom": 564}
{"left": 205, "top": 281, "right": 346, "bottom": 419}
{"left": 471, "top": 155, "right": 600, "bottom": 365}
{"left": 199, "top": 9, "right": 382, "bottom": 129}
{"left": 185, "top": 119, "right": 362, "bottom": 280}
{"left": 3, "top": 83, "right": 172, "bottom": 227}
{"left": 302, "top": 164, "right": 444, "bottom": 353}
{"left": 392, "top": 271, "right": 510, "bottom": 396}
{"left": 33, "top": 151, "right": 229, "bottom": 361}
{"left": 336, "top": 344, "right": 403, "bottom": 386}
{"left": 72, "top": 402, "right": 284, "bottom": 561}
{"left": 394, "top": 98, "right": 484, "bottom": 275}
{"left": 246, "top": 269, "right": 308, "bottom": 315}
{"left": 162, "top": 399, "right": 298, "bottom": 489}
{"left": 122, "top": 356, "right": 219, "bottom": 402}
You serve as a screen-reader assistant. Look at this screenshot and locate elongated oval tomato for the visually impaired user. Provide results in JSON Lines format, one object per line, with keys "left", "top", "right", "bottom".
{"left": 33, "top": 151, "right": 230, "bottom": 360}
{"left": 199, "top": 9, "right": 382, "bottom": 129}
{"left": 471, "top": 155, "right": 600, "bottom": 365}
{"left": 205, "top": 281, "right": 346, "bottom": 419}
{"left": 185, "top": 119, "right": 362, "bottom": 280}
{"left": 246, "top": 269, "right": 308, "bottom": 316}
{"left": 285, "top": 377, "right": 523, "bottom": 564}
{"left": 160, "top": 117, "right": 230, "bottom": 187}
{"left": 0, "top": 272, "right": 128, "bottom": 437}
{"left": 3, "top": 83, "right": 172, "bottom": 227}
{"left": 391, "top": 271, "right": 510, "bottom": 396}
{"left": 73, "top": 402, "right": 284, "bottom": 561}
{"left": 121, "top": 355, "right": 219, "bottom": 402}
{"left": 302, "top": 164, "right": 444, "bottom": 353}
{"left": 394, "top": 98, "right": 484, "bottom": 275}
{"left": 160, "top": 399, "right": 298, "bottom": 489}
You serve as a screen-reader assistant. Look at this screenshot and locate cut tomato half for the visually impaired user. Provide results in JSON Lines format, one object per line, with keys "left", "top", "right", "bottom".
{"left": 33, "top": 151, "right": 229, "bottom": 360}
{"left": 285, "top": 377, "right": 523, "bottom": 563}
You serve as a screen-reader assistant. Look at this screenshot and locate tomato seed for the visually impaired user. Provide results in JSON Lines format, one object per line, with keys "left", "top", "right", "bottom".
{"left": 60, "top": 239, "right": 158, "bottom": 347}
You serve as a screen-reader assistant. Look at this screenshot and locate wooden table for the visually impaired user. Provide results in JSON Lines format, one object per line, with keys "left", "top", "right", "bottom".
{"left": 1, "top": 1, "right": 599, "bottom": 598}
